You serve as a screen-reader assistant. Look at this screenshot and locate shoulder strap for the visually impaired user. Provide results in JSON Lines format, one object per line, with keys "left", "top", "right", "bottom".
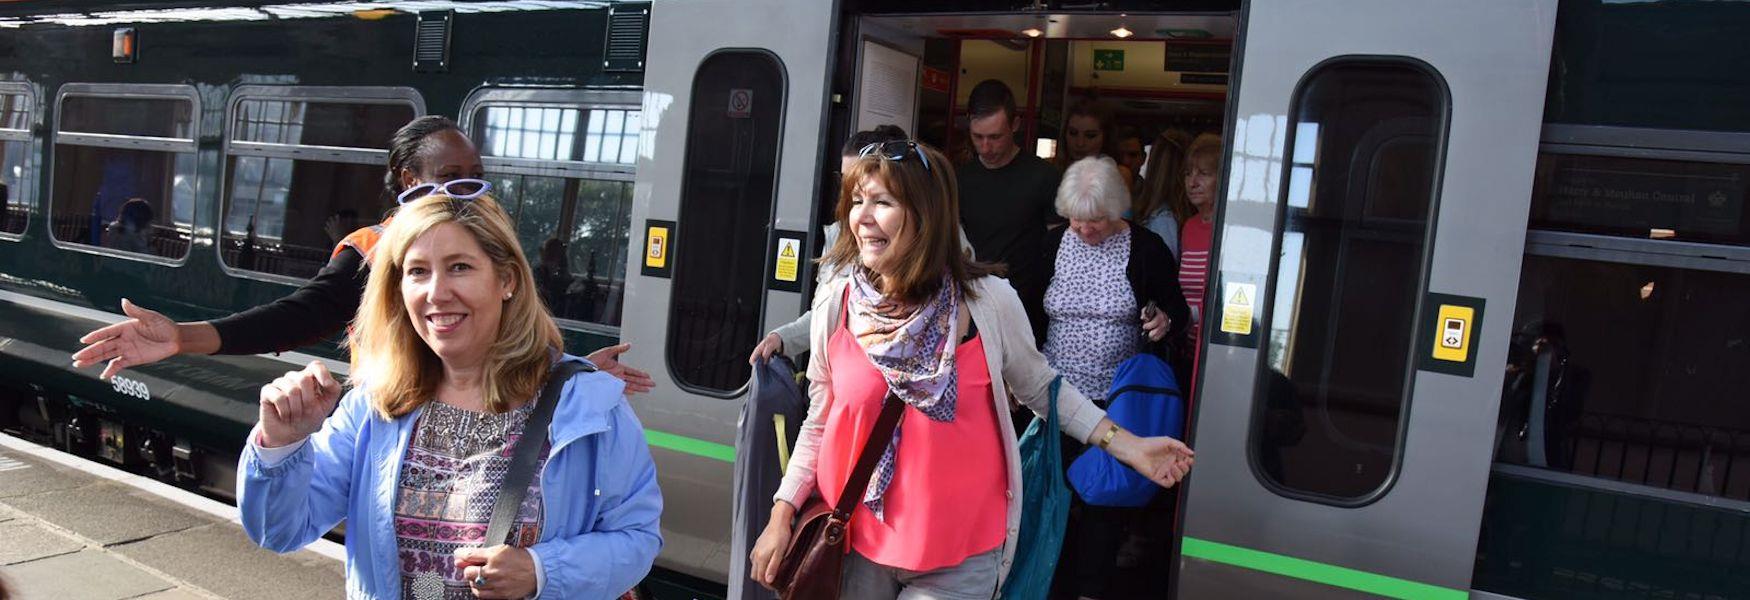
{"left": 833, "top": 393, "right": 905, "bottom": 518}
{"left": 484, "top": 359, "right": 595, "bottom": 546}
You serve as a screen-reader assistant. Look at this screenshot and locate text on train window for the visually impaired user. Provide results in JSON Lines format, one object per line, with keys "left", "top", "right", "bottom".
{"left": 221, "top": 90, "right": 419, "bottom": 280}
{"left": 50, "top": 90, "right": 198, "bottom": 260}
{"left": 666, "top": 51, "right": 786, "bottom": 395}
{"left": 1253, "top": 60, "right": 1448, "bottom": 503}
{"left": 468, "top": 99, "right": 640, "bottom": 330}
{"left": 0, "top": 90, "right": 32, "bottom": 238}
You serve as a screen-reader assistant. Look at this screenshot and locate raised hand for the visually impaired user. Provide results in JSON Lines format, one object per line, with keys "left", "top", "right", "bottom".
{"left": 257, "top": 361, "right": 343, "bottom": 448}
{"left": 72, "top": 299, "right": 181, "bottom": 380}
{"left": 586, "top": 343, "right": 655, "bottom": 395}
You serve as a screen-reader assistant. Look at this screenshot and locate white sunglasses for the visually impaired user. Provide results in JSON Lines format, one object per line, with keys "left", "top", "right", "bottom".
{"left": 396, "top": 178, "right": 491, "bottom": 205}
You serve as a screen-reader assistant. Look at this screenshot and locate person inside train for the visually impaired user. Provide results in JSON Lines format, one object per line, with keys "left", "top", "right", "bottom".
{"left": 748, "top": 124, "right": 911, "bottom": 365}
{"left": 1177, "top": 133, "right": 1222, "bottom": 398}
{"left": 1133, "top": 129, "right": 1194, "bottom": 259}
{"left": 71, "top": 116, "right": 653, "bottom": 394}
{"left": 1039, "top": 156, "right": 1189, "bottom": 600}
{"left": 237, "top": 193, "right": 661, "bottom": 599}
{"left": 957, "top": 79, "right": 1063, "bottom": 341}
{"left": 746, "top": 139, "right": 1194, "bottom": 598}
{"left": 1113, "top": 126, "right": 1147, "bottom": 200}
{"left": 1054, "top": 99, "right": 1121, "bottom": 174}
{"left": 103, "top": 197, "right": 155, "bottom": 255}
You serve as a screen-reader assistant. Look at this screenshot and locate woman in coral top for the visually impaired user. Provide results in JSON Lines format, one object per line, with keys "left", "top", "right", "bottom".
{"left": 748, "top": 139, "right": 1195, "bottom": 599}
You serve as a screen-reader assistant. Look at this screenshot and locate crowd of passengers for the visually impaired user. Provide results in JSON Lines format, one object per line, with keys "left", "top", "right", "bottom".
{"left": 67, "top": 78, "right": 1216, "bottom": 600}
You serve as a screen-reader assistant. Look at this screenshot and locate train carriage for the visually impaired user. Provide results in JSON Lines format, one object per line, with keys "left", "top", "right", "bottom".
{"left": 1, "top": 1, "right": 1746, "bottom": 598}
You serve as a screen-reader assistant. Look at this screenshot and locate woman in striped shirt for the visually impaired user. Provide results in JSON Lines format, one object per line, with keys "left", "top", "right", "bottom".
{"left": 1178, "top": 133, "right": 1222, "bottom": 397}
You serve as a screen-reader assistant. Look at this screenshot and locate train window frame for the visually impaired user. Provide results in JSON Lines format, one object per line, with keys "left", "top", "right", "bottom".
{"left": 663, "top": 48, "right": 788, "bottom": 399}
{"left": 458, "top": 87, "right": 641, "bottom": 337}
{"left": 0, "top": 81, "right": 37, "bottom": 243}
{"left": 47, "top": 83, "right": 201, "bottom": 266}
{"left": 1246, "top": 56, "right": 1453, "bottom": 508}
{"left": 215, "top": 85, "right": 425, "bottom": 286}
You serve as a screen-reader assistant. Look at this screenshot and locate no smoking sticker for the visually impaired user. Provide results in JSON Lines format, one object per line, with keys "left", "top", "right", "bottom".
{"left": 728, "top": 88, "right": 753, "bottom": 118}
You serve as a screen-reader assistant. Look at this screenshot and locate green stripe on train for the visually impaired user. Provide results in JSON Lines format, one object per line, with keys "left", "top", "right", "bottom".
{"left": 645, "top": 429, "right": 736, "bottom": 463}
{"left": 1180, "top": 537, "right": 1466, "bottom": 600}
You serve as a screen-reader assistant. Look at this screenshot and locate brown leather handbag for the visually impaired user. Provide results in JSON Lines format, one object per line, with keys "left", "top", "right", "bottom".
{"left": 773, "top": 393, "right": 905, "bottom": 599}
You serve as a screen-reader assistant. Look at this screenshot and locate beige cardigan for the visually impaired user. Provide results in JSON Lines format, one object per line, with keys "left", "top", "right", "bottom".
{"left": 773, "top": 274, "right": 1108, "bottom": 586}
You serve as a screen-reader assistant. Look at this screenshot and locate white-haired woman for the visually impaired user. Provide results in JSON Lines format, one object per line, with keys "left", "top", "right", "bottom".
{"left": 1041, "top": 156, "right": 1190, "bottom": 600}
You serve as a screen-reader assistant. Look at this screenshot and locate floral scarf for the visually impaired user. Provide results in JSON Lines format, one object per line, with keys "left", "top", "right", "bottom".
{"left": 845, "top": 269, "right": 959, "bottom": 520}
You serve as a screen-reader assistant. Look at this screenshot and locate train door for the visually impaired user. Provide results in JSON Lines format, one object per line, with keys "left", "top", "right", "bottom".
{"left": 621, "top": 0, "right": 837, "bottom": 584}
{"left": 1177, "top": 1, "right": 1555, "bottom": 598}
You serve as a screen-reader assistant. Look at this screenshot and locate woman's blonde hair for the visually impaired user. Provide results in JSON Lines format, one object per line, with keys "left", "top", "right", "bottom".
{"left": 349, "top": 194, "right": 563, "bottom": 420}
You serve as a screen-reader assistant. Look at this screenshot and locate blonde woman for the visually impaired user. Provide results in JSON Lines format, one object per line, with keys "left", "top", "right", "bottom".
{"left": 237, "top": 194, "right": 662, "bottom": 599}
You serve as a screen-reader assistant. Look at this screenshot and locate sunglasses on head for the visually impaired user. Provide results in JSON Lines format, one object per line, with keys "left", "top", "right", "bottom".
{"left": 396, "top": 178, "right": 491, "bottom": 205}
{"left": 858, "top": 139, "right": 931, "bottom": 172}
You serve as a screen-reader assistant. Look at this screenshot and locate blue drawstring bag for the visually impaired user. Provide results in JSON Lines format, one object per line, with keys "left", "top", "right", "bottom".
{"left": 999, "top": 377, "right": 1070, "bottom": 600}
{"left": 1067, "top": 353, "right": 1185, "bottom": 507}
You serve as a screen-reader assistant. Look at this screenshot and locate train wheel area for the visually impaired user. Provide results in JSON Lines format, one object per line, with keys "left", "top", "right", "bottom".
{"left": 0, "top": 433, "right": 345, "bottom": 599}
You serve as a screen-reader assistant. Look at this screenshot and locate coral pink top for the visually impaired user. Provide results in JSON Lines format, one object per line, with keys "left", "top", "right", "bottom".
{"left": 816, "top": 302, "right": 1007, "bottom": 571}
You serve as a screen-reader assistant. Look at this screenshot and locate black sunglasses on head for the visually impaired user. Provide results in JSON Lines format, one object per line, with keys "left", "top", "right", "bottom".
{"left": 858, "top": 139, "right": 931, "bottom": 172}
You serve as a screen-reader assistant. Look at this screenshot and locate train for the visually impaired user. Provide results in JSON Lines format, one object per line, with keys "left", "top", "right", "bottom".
{"left": 1, "top": 0, "right": 1746, "bottom": 598}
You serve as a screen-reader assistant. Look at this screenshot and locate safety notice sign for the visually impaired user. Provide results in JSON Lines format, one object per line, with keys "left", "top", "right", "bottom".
{"left": 1220, "top": 282, "right": 1255, "bottom": 336}
{"left": 775, "top": 238, "right": 800, "bottom": 283}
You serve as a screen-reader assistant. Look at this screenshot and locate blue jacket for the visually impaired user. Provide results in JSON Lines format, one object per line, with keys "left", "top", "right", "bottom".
{"left": 237, "top": 356, "right": 663, "bottom": 599}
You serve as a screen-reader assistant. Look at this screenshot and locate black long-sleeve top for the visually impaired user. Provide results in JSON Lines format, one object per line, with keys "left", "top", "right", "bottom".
{"left": 210, "top": 246, "right": 367, "bottom": 355}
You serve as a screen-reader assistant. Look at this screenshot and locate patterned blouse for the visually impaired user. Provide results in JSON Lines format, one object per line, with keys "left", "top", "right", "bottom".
{"left": 396, "top": 401, "right": 547, "bottom": 600}
{"left": 1044, "top": 226, "right": 1141, "bottom": 405}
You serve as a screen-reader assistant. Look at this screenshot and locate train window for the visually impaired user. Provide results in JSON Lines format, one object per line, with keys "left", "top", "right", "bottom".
{"left": 219, "top": 87, "right": 421, "bottom": 281}
{"left": 1252, "top": 60, "right": 1448, "bottom": 502}
{"left": 0, "top": 88, "right": 32, "bottom": 238}
{"left": 1529, "top": 153, "right": 1750, "bottom": 247}
{"left": 1544, "top": 0, "right": 1750, "bottom": 133}
{"left": 462, "top": 89, "right": 641, "bottom": 332}
{"left": 666, "top": 51, "right": 785, "bottom": 395}
{"left": 50, "top": 85, "right": 199, "bottom": 261}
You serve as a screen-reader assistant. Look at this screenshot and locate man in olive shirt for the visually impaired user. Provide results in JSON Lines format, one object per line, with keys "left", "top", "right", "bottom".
{"left": 956, "top": 79, "right": 1062, "bottom": 340}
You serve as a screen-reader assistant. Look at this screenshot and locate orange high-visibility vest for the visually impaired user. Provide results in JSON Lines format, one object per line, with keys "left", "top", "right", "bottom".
{"left": 331, "top": 218, "right": 392, "bottom": 262}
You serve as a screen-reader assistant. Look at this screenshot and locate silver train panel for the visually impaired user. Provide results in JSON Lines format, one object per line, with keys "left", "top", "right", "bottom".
{"left": 623, "top": 0, "right": 839, "bottom": 583}
{"left": 1179, "top": 0, "right": 1555, "bottom": 596}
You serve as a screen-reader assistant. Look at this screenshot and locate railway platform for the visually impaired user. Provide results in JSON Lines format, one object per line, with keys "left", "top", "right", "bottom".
{"left": 0, "top": 434, "right": 344, "bottom": 600}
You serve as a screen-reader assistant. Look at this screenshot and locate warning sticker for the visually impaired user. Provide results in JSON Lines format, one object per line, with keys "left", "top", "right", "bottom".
{"left": 728, "top": 88, "right": 753, "bottom": 119}
{"left": 645, "top": 226, "right": 669, "bottom": 269}
{"left": 775, "top": 237, "right": 801, "bottom": 283}
{"left": 1220, "top": 282, "right": 1255, "bottom": 335}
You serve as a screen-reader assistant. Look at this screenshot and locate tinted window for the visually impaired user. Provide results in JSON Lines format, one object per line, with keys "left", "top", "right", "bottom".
{"left": 221, "top": 94, "right": 417, "bottom": 279}
{"left": 490, "top": 173, "right": 633, "bottom": 328}
{"left": 1500, "top": 255, "right": 1750, "bottom": 498}
{"left": 1, "top": 92, "right": 30, "bottom": 236}
{"left": 667, "top": 51, "right": 784, "bottom": 394}
{"left": 1545, "top": 0, "right": 1750, "bottom": 132}
{"left": 51, "top": 93, "right": 197, "bottom": 259}
{"left": 1530, "top": 153, "right": 1749, "bottom": 247}
{"left": 1254, "top": 60, "right": 1447, "bottom": 501}
{"left": 474, "top": 105, "right": 640, "bottom": 164}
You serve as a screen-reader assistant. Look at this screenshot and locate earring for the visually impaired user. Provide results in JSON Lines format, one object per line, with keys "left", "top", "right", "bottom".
{"left": 504, "top": 292, "right": 513, "bottom": 301}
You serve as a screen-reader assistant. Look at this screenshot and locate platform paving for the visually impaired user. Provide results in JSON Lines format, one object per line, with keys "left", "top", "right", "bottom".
{"left": 0, "top": 440, "right": 345, "bottom": 600}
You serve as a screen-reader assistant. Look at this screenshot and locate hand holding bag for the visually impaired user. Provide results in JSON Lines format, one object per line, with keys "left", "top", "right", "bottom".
{"left": 772, "top": 393, "right": 905, "bottom": 600}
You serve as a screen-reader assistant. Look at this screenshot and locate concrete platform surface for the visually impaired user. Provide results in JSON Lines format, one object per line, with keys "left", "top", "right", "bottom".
{"left": 0, "top": 437, "right": 344, "bottom": 600}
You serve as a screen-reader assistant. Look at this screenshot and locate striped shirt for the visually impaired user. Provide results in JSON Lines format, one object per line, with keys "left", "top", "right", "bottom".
{"left": 1178, "top": 216, "right": 1215, "bottom": 343}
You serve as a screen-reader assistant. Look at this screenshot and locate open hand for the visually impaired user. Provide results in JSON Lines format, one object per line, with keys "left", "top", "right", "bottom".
{"left": 587, "top": 343, "right": 655, "bottom": 395}
{"left": 257, "top": 361, "right": 342, "bottom": 448}
{"left": 454, "top": 545, "right": 536, "bottom": 599}
{"left": 1111, "top": 428, "right": 1195, "bottom": 488}
{"left": 72, "top": 299, "right": 180, "bottom": 380}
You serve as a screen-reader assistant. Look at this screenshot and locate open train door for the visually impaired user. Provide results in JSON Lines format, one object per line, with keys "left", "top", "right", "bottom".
{"left": 1177, "top": 1, "right": 1555, "bottom": 598}
{"left": 619, "top": 0, "right": 839, "bottom": 587}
